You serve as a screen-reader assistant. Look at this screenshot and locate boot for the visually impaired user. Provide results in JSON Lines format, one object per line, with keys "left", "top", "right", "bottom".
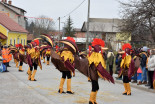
{"left": 66, "top": 79, "right": 74, "bottom": 94}
{"left": 47, "top": 61, "right": 49, "bottom": 65}
{"left": 58, "top": 78, "right": 65, "bottom": 94}
{"left": 16, "top": 61, "right": 19, "bottom": 68}
{"left": 94, "top": 91, "right": 98, "bottom": 104}
{"left": 14, "top": 59, "right": 16, "bottom": 63}
{"left": 122, "top": 83, "right": 127, "bottom": 95}
{"left": 41, "top": 55, "right": 43, "bottom": 60}
{"left": 43, "top": 58, "right": 45, "bottom": 63}
{"left": 89, "top": 91, "right": 96, "bottom": 104}
{"left": 27, "top": 67, "right": 30, "bottom": 75}
{"left": 28, "top": 70, "right": 32, "bottom": 80}
{"left": 127, "top": 83, "right": 131, "bottom": 95}
{"left": 88, "top": 77, "right": 91, "bottom": 82}
{"left": 31, "top": 70, "right": 37, "bottom": 81}
{"left": 19, "top": 66, "right": 23, "bottom": 72}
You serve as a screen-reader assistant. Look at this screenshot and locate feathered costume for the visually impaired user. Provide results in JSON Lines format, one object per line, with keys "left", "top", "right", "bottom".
{"left": 27, "top": 39, "right": 42, "bottom": 81}
{"left": 52, "top": 37, "right": 77, "bottom": 94}
{"left": 46, "top": 48, "right": 51, "bottom": 65}
{"left": 9, "top": 44, "right": 27, "bottom": 71}
{"left": 74, "top": 38, "right": 114, "bottom": 104}
{"left": 118, "top": 43, "right": 136, "bottom": 95}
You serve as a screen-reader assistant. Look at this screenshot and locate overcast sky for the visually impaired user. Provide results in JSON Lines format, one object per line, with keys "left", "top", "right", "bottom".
{"left": 12, "top": 0, "right": 127, "bottom": 30}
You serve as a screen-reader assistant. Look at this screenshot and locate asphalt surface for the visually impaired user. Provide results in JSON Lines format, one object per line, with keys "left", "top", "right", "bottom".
{"left": 0, "top": 60, "right": 155, "bottom": 104}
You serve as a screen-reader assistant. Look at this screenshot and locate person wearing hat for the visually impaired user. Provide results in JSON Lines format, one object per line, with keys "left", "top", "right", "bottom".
{"left": 138, "top": 46, "right": 148, "bottom": 85}
{"left": 2, "top": 45, "right": 9, "bottom": 72}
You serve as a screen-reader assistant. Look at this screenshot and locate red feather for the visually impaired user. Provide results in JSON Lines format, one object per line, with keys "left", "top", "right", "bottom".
{"left": 15, "top": 44, "right": 19, "bottom": 48}
{"left": 92, "top": 38, "right": 105, "bottom": 47}
{"left": 122, "top": 43, "right": 132, "bottom": 51}
{"left": 66, "top": 37, "right": 75, "bottom": 43}
{"left": 34, "top": 39, "right": 39, "bottom": 46}
{"left": 18, "top": 43, "right": 23, "bottom": 48}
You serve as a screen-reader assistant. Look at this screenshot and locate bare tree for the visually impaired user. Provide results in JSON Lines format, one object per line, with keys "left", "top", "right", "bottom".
{"left": 27, "top": 15, "right": 55, "bottom": 38}
{"left": 119, "top": 0, "right": 155, "bottom": 44}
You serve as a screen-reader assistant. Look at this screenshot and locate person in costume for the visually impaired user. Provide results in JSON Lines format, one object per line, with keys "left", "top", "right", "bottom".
{"left": 118, "top": 43, "right": 140, "bottom": 96}
{"left": 46, "top": 48, "right": 51, "bottom": 65}
{"left": 18, "top": 44, "right": 27, "bottom": 72}
{"left": 74, "top": 38, "right": 114, "bottom": 104}
{"left": 41, "top": 34, "right": 76, "bottom": 94}
{"left": 27, "top": 39, "right": 42, "bottom": 81}
{"left": 55, "top": 37, "right": 76, "bottom": 94}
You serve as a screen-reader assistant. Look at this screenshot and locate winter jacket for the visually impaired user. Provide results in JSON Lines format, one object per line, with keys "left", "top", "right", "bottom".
{"left": 140, "top": 52, "right": 147, "bottom": 67}
{"left": 147, "top": 55, "right": 155, "bottom": 71}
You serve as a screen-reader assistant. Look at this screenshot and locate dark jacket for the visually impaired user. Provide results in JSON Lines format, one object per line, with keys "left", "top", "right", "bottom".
{"left": 140, "top": 52, "right": 147, "bottom": 67}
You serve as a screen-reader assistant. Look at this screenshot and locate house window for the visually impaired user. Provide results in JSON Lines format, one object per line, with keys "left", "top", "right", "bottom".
{"left": 14, "top": 39, "right": 16, "bottom": 46}
{"left": 10, "top": 39, "right": 12, "bottom": 45}
{"left": 21, "top": 39, "right": 22, "bottom": 45}
{"left": 17, "top": 38, "right": 19, "bottom": 44}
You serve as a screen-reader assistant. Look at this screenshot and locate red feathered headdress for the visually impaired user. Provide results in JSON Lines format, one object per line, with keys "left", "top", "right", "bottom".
{"left": 122, "top": 43, "right": 132, "bottom": 51}
{"left": 15, "top": 44, "right": 19, "bottom": 48}
{"left": 34, "top": 39, "right": 39, "bottom": 46}
{"left": 18, "top": 43, "right": 23, "bottom": 48}
{"left": 66, "top": 37, "right": 75, "bottom": 43}
{"left": 92, "top": 38, "right": 105, "bottom": 47}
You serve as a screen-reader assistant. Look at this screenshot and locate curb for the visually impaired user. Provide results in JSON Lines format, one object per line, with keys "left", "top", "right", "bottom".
{"left": 114, "top": 75, "right": 155, "bottom": 94}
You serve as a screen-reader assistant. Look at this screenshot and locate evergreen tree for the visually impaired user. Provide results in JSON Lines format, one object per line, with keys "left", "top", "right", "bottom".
{"left": 64, "top": 16, "right": 75, "bottom": 37}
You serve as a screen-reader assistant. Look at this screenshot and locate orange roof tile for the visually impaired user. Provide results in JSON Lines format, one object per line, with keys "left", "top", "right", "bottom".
{"left": 0, "top": 13, "right": 28, "bottom": 33}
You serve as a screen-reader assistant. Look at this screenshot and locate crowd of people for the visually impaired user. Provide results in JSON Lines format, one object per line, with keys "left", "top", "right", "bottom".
{"left": 0, "top": 35, "right": 155, "bottom": 104}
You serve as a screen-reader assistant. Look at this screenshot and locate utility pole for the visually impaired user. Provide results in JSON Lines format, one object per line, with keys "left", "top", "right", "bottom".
{"left": 86, "top": 0, "right": 90, "bottom": 50}
{"left": 58, "top": 17, "right": 60, "bottom": 46}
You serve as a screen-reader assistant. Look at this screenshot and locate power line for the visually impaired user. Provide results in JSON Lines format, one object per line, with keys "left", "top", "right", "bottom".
{"left": 60, "top": 0, "right": 86, "bottom": 19}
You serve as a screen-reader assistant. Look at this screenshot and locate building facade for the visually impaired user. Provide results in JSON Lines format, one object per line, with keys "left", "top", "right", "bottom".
{"left": 0, "top": 0, "right": 27, "bottom": 29}
{"left": 0, "top": 13, "right": 28, "bottom": 46}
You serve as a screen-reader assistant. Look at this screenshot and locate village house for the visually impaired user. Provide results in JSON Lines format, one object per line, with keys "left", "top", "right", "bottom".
{"left": 81, "top": 18, "right": 131, "bottom": 50}
{"left": 0, "top": 13, "right": 28, "bottom": 46}
{"left": 0, "top": 0, "right": 27, "bottom": 29}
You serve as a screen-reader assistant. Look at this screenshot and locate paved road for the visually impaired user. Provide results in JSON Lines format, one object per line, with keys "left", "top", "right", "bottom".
{"left": 0, "top": 60, "right": 155, "bottom": 104}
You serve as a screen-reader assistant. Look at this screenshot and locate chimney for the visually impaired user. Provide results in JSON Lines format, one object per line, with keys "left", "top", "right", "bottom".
{"left": 1, "top": 0, "right": 4, "bottom": 2}
{"left": 8, "top": 0, "right": 12, "bottom": 5}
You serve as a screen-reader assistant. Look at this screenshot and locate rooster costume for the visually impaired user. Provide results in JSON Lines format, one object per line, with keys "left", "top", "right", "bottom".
{"left": 119, "top": 43, "right": 136, "bottom": 95}
{"left": 27, "top": 39, "right": 42, "bottom": 81}
{"left": 74, "top": 38, "right": 114, "bottom": 104}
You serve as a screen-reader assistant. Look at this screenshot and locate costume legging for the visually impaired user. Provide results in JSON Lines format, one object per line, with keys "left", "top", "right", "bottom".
{"left": 20, "top": 61, "right": 23, "bottom": 66}
{"left": 47, "top": 56, "right": 50, "bottom": 61}
{"left": 29, "top": 63, "right": 38, "bottom": 71}
{"left": 123, "top": 76, "right": 130, "bottom": 83}
{"left": 91, "top": 80, "right": 99, "bottom": 92}
{"left": 62, "top": 71, "right": 72, "bottom": 79}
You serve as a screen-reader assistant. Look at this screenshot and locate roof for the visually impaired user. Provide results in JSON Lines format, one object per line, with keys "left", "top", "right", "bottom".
{"left": 3, "top": 2, "right": 26, "bottom": 12}
{"left": 0, "top": 13, "right": 28, "bottom": 33}
{"left": 0, "top": 1, "right": 26, "bottom": 15}
{"left": 0, "top": 32, "right": 7, "bottom": 39}
{"left": 81, "top": 18, "right": 122, "bottom": 33}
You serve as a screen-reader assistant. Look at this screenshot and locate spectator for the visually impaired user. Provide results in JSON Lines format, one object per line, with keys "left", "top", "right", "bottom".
{"left": 138, "top": 46, "right": 148, "bottom": 85}
{"left": 147, "top": 49, "right": 155, "bottom": 89}
{"left": 2, "top": 45, "right": 10, "bottom": 72}
{"left": 107, "top": 50, "right": 114, "bottom": 76}
{"left": 115, "top": 49, "right": 123, "bottom": 80}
